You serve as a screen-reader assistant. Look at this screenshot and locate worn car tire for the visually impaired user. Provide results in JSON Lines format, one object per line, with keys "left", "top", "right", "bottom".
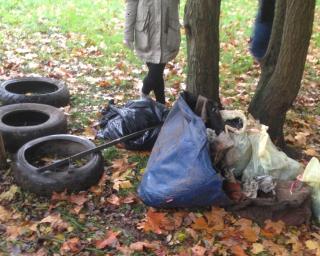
{"left": 12, "top": 134, "right": 104, "bottom": 196}
{"left": 0, "top": 77, "right": 70, "bottom": 107}
{"left": 0, "top": 103, "right": 67, "bottom": 152}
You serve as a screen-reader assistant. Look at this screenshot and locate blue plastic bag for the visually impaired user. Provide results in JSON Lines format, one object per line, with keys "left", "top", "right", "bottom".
{"left": 138, "top": 92, "right": 230, "bottom": 208}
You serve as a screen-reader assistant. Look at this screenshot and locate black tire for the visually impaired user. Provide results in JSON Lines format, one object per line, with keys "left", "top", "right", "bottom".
{"left": 0, "top": 77, "right": 70, "bottom": 107}
{"left": 0, "top": 103, "right": 67, "bottom": 152}
{"left": 12, "top": 134, "right": 104, "bottom": 196}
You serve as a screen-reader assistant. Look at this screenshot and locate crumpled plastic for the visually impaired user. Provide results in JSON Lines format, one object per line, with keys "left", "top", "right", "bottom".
{"left": 242, "top": 175, "right": 276, "bottom": 199}
{"left": 301, "top": 157, "right": 320, "bottom": 223}
{"left": 98, "top": 97, "right": 169, "bottom": 150}
{"left": 221, "top": 110, "right": 252, "bottom": 177}
{"left": 241, "top": 125, "right": 303, "bottom": 181}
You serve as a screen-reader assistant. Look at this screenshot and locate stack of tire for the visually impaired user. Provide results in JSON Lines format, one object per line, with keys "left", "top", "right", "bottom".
{"left": 0, "top": 77, "right": 104, "bottom": 196}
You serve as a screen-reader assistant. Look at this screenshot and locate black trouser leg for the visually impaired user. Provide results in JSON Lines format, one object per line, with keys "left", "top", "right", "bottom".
{"left": 142, "top": 62, "right": 166, "bottom": 104}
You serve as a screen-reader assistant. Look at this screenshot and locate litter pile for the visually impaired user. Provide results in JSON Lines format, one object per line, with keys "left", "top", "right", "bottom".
{"left": 98, "top": 92, "right": 319, "bottom": 226}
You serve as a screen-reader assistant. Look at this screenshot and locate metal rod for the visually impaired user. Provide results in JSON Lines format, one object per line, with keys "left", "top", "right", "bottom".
{"left": 36, "top": 124, "right": 161, "bottom": 173}
{"left": 0, "top": 132, "right": 6, "bottom": 169}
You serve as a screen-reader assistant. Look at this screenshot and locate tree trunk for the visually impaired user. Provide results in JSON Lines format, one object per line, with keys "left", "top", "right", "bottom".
{"left": 248, "top": 0, "right": 315, "bottom": 147}
{"left": 184, "top": 0, "right": 221, "bottom": 104}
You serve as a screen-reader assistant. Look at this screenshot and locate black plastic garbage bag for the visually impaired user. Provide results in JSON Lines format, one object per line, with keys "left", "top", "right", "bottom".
{"left": 98, "top": 97, "right": 169, "bottom": 150}
{"left": 138, "top": 92, "right": 230, "bottom": 208}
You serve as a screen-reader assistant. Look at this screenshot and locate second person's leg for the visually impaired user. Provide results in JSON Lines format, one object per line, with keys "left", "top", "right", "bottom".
{"left": 142, "top": 63, "right": 166, "bottom": 104}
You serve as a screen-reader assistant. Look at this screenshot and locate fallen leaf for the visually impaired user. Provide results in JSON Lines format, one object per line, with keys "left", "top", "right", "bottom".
{"left": 40, "top": 213, "right": 69, "bottom": 232}
{"left": 137, "top": 209, "right": 169, "bottom": 234}
{"left": 107, "top": 194, "right": 121, "bottom": 206}
{"left": 122, "top": 194, "right": 137, "bottom": 204}
{"left": 294, "top": 131, "right": 310, "bottom": 146}
{"left": 251, "top": 243, "right": 264, "bottom": 255}
{"left": 231, "top": 245, "right": 248, "bottom": 256}
{"left": 90, "top": 172, "right": 109, "bottom": 195}
{"left": 0, "top": 206, "right": 11, "bottom": 222}
{"left": 68, "top": 192, "right": 88, "bottom": 206}
{"left": 111, "top": 158, "right": 136, "bottom": 173}
{"left": 305, "top": 240, "right": 320, "bottom": 254}
{"left": 95, "top": 230, "right": 120, "bottom": 249}
{"left": 204, "top": 207, "right": 227, "bottom": 231}
{"left": 83, "top": 127, "right": 97, "bottom": 140}
{"left": 129, "top": 241, "right": 160, "bottom": 251}
{"left": 304, "top": 148, "right": 319, "bottom": 157}
{"left": 191, "top": 245, "right": 207, "bottom": 256}
{"left": 5, "top": 225, "right": 22, "bottom": 240}
{"left": 263, "top": 240, "right": 289, "bottom": 256}
{"left": 0, "top": 185, "right": 19, "bottom": 202}
{"left": 191, "top": 217, "right": 209, "bottom": 231}
{"left": 263, "top": 220, "right": 285, "bottom": 236}
{"left": 113, "top": 179, "right": 133, "bottom": 191}
{"left": 33, "top": 248, "right": 48, "bottom": 256}
{"left": 60, "top": 237, "right": 82, "bottom": 254}
{"left": 235, "top": 218, "right": 260, "bottom": 243}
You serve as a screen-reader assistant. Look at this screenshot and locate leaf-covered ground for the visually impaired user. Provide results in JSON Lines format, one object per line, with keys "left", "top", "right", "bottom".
{"left": 0, "top": 0, "right": 320, "bottom": 255}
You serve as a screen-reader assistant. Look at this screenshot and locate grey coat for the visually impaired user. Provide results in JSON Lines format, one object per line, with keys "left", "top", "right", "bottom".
{"left": 124, "top": 0, "right": 181, "bottom": 64}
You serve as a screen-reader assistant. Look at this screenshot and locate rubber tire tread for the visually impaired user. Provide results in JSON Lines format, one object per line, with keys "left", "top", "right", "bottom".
{"left": 12, "top": 134, "right": 104, "bottom": 196}
{"left": 0, "top": 77, "right": 70, "bottom": 107}
{"left": 0, "top": 103, "right": 67, "bottom": 152}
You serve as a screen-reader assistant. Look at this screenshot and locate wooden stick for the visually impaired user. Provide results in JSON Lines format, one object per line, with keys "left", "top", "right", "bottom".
{"left": 0, "top": 133, "right": 7, "bottom": 169}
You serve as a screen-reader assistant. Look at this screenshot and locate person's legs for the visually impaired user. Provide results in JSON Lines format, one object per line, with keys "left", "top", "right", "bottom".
{"left": 142, "top": 63, "right": 166, "bottom": 104}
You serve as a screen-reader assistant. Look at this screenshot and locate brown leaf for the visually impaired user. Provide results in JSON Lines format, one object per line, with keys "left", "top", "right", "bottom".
{"left": 294, "top": 131, "right": 310, "bottom": 146}
{"left": 111, "top": 158, "right": 136, "bottom": 174}
{"left": 129, "top": 241, "right": 160, "bottom": 251}
{"left": 95, "top": 230, "right": 120, "bottom": 249}
{"left": 68, "top": 192, "right": 88, "bottom": 206}
{"left": 98, "top": 80, "right": 111, "bottom": 87}
{"left": 5, "top": 225, "right": 23, "bottom": 240}
{"left": 137, "top": 209, "right": 169, "bottom": 234}
{"left": 39, "top": 213, "right": 69, "bottom": 232}
{"left": 106, "top": 194, "right": 121, "bottom": 206}
{"left": 90, "top": 172, "right": 109, "bottom": 195}
{"left": 83, "top": 127, "right": 97, "bottom": 140}
{"left": 33, "top": 248, "right": 48, "bottom": 256}
{"left": 262, "top": 240, "right": 289, "bottom": 256}
{"left": 235, "top": 218, "right": 260, "bottom": 243}
{"left": 122, "top": 194, "right": 137, "bottom": 204}
{"left": 191, "top": 217, "right": 209, "bottom": 231}
{"left": 263, "top": 220, "right": 285, "bottom": 236}
{"left": 204, "top": 207, "right": 227, "bottom": 231}
{"left": 231, "top": 245, "right": 248, "bottom": 256}
{"left": 304, "top": 148, "right": 319, "bottom": 157}
{"left": 60, "top": 237, "right": 82, "bottom": 254}
{"left": 0, "top": 206, "right": 11, "bottom": 222}
{"left": 52, "top": 191, "right": 88, "bottom": 207}
{"left": 191, "top": 245, "right": 207, "bottom": 256}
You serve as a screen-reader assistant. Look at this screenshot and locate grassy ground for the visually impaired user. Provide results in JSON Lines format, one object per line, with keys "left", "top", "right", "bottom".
{"left": 0, "top": 0, "right": 319, "bottom": 255}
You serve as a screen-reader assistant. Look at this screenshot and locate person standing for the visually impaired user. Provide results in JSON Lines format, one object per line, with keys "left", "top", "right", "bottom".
{"left": 124, "top": 0, "right": 181, "bottom": 104}
{"left": 250, "top": 0, "right": 276, "bottom": 62}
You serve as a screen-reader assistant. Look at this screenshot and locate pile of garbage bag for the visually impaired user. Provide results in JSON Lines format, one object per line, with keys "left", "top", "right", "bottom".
{"left": 138, "top": 92, "right": 315, "bottom": 225}
{"left": 97, "top": 92, "right": 318, "bottom": 225}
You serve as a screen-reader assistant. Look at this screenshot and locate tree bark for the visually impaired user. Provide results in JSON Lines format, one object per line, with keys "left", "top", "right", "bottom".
{"left": 184, "top": 0, "right": 221, "bottom": 104}
{"left": 248, "top": 0, "right": 315, "bottom": 147}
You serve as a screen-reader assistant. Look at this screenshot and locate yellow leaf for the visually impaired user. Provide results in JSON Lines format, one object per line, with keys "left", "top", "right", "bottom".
{"left": 251, "top": 243, "right": 264, "bottom": 255}
{"left": 0, "top": 185, "right": 19, "bottom": 202}
{"left": 305, "top": 240, "right": 320, "bottom": 250}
